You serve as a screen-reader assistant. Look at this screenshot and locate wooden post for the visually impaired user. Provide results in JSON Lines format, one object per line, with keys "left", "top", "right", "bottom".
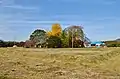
{"left": 72, "top": 29, "right": 73, "bottom": 48}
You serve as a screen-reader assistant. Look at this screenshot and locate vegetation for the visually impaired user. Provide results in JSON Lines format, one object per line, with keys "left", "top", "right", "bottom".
{"left": 0, "top": 48, "right": 120, "bottom": 79}
{"left": 29, "top": 29, "right": 47, "bottom": 48}
{"left": 24, "top": 40, "right": 35, "bottom": 48}
{"left": 61, "top": 30, "right": 70, "bottom": 48}
{"left": 0, "top": 23, "right": 120, "bottom": 48}
{"left": 46, "top": 36, "right": 62, "bottom": 48}
{"left": 21, "top": 24, "right": 88, "bottom": 48}
{"left": 0, "top": 40, "right": 25, "bottom": 47}
{"left": 103, "top": 40, "right": 120, "bottom": 47}
{"left": 0, "top": 24, "right": 88, "bottom": 48}
{"left": 62, "top": 26, "right": 85, "bottom": 48}
{"left": 47, "top": 23, "right": 62, "bottom": 37}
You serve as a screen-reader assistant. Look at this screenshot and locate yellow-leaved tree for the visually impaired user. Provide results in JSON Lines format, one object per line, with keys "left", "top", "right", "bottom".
{"left": 47, "top": 23, "right": 62, "bottom": 37}
{"left": 47, "top": 31, "right": 52, "bottom": 37}
{"left": 52, "top": 23, "right": 62, "bottom": 36}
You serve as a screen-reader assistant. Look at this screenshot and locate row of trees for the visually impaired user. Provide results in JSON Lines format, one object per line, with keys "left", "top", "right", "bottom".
{"left": 0, "top": 24, "right": 91, "bottom": 48}
{"left": 25, "top": 24, "right": 91, "bottom": 48}
{"left": 1, "top": 23, "right": 119, "bottom": 48}
{"left": 1, "top": 23, "right": 120, "bottom": 48}
{"left": 0, "top": 40, "right": 25, "bottom": 47}
{"left": 104, "top": 40, "right": 120, "bottom": 47}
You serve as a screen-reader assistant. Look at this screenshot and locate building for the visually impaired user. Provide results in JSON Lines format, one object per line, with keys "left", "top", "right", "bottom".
{"left": 91, "top": 41, "right": 105, "bottom": 47}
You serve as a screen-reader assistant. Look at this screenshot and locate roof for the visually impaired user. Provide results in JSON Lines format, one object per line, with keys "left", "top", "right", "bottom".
{"left": 91, "top": 41, "right": 104, "bottom": 44}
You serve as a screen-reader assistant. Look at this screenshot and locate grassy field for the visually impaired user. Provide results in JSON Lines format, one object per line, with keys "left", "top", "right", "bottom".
{"left": 0, "top": 47, "right": 120, "bottom": 79}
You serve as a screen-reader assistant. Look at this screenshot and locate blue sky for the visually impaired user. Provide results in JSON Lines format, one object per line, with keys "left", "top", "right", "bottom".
{"left": 0, "top": 0, "right": 120, "bottom": 42}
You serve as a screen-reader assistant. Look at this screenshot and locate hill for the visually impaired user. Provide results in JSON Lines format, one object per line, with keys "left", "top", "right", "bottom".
{"left": 116, "top": 38, "right": 120, "bottom": 41}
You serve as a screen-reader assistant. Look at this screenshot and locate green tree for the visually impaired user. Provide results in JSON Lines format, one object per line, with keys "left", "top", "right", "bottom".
{"left": 0, "top": 40, "right": 4, "bottom": 47}
{"left": 29, "top": 29, "right": 47, "bottom": 47}
{"left": 63, "top": 26, "right": 85, "bottom": 48}
{"left": 60, "top": 30, "right": 69, "bottom": 48}
{"left": 46, "top": 36, "right": 62, "bottom": 48}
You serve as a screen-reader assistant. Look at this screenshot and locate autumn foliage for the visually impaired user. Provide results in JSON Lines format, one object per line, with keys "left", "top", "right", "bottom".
{"left": 47, "top": 23, "right": 62, "bottom": 37}
{"left": 0, "top": 23, "right": 93, "bottom": 48}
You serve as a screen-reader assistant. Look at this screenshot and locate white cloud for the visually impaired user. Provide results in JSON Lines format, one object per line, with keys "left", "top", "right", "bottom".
{"left": 4, "top": 5, "right": 39, "bottom": 10}
{"left": 1, "top": 0, "right": 15, "bottom": 5}
{"left": 6, "top": 20, "right": 89, "bottom": 26}
{"left": 0, "top": 0, "right": 39, "bottom": 10}
{"left": 48, "top": 0, "right": 117, "bottom": 5}
{"left": 48, "top": 0, "right": 81, "bottom": 2}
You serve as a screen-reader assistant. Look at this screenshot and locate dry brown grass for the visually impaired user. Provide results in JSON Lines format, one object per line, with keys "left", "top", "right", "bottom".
{"left": 0, "top": 47, "right": 120, "bottom": 79}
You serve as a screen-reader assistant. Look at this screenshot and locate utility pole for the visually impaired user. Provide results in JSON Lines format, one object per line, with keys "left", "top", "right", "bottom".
{"left": 67, "top": 31, "right": 69, "bottom": 48}
{"left": 72, "top": 29, "right": 74, "bottom": 48}
{"left": 14, "top": 36, "right": 16, "bottom": 45}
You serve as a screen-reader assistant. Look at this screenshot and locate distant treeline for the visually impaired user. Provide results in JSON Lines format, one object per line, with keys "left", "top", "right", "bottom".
{"left": 0, "top": 23, "right": 120, "bottom": 48}
{"left": 0, "top": 40, "right": 25, "bottom": 47}
{"left": 1, "top": 40, "right": 120, "bottom": 48}
{"left": 103, "top": 40, "right": 120, "bottom": 47}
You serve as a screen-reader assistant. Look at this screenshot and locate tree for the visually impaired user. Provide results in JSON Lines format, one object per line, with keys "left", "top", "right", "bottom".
{"left": 47, "top": 23, "right": 62, "bottom": 37}
{"left": 46, "top": 24, "right": 62, "bottom": 48}
{"left": 6, "top": 41, "right": 15, "bottom": 47}
{"left": 52, "top": 23, "right": 62, "bottom": 36}
{"left": 0, "top": 40, "right": 4, "bottom": 47}
{"left": 46, "top": 36, "right": 62, "bottom": 48}
{"left": 29, "top": 29, "right": 47, "bottom": 47}
{"left": 16, "top": 41, "right": 25, "bottom": 47}
{"left": 60, "top": 30, "right": 69, "bottom": 48}
{"left": 104, "top": 40, "right": 120, "bottom": 47}
{"left": 24, "top": 40, "right": 35, "bottom": 48}
{"left": 47, "top": 31, "right": 52, "bottom": 37}
{"left": 63, "top": 26, "right": 85, "bottom": 48}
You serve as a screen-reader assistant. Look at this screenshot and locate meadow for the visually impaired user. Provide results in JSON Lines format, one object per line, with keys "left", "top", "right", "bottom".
{"left": 0, "top": 47, "right": 120, "bottom": 79}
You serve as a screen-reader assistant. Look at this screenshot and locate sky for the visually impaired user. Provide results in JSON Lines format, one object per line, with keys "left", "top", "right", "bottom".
{"left": 0, "top": 0, "right": 120, "bottom": 42}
